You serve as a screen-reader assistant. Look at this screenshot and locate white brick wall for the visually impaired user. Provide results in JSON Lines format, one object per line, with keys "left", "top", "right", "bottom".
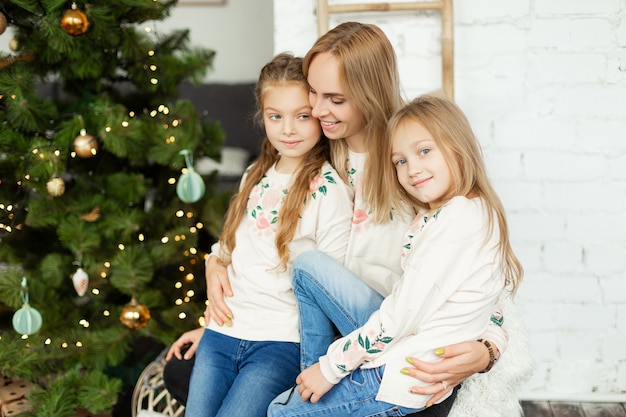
{"left": 274, "top": 0, "right": 626, "bottom": 399}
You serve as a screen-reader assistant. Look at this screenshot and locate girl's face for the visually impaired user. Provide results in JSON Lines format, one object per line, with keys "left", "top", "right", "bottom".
{"left": 263, "top": 83, "right": 322, "bottom": 173}
{"left": 307, "top": 52, "right": 367, "bottom": 152}
{"left": 391, "top": 119, "right": 452, "bottom": 209}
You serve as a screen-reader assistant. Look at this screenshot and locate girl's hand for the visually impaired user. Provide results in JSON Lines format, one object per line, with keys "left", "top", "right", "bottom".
{"left": 165, "top": 327, "right": 205, "bottom": 361}
{"left": 205, "top": 255, "right": 234, "bottom": 326}
{"left": 296, "top": 363, "right": 334, "bottom": 403}
{"left": 402, "top": 340, "right": 493, "bottom": 405}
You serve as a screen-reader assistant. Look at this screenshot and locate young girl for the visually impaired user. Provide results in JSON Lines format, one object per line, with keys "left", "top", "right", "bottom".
{"left": 266, "top": 94, "right": 523, "bottom": 417}
{"left": 182, "top": 52, "right": 353, "bottom": 417}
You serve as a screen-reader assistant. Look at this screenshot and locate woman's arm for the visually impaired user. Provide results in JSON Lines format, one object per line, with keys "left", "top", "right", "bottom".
{"left": 204, "top": 253, "right": 233, "bottom": 326}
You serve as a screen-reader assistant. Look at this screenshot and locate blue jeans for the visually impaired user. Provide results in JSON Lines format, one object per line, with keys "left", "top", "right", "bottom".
{"left": 268, "top": 366, "right": 423, "bottom": 417}
{"left": 292, "top": 250, "right": 385, "bottom": 370}
{"left": 185, "top": 329, "right": 300, "bottom": 417}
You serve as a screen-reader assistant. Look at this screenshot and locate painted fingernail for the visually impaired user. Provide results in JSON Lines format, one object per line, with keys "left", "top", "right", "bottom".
{"left": 426, "top": 404, "right": 433, "bottom": 408}
{"left": 405, "top": 357, "right": 414, "bottom": 364}
{"left": 400, "top": 368, "right": 410, "bottom": 375}
{"left": 226, "top": 321, "right": 232, "bottom": 327}
{"left": 227, "top": 313, "right": 233, "bottom": 319}
{"left": 435, "top": 348, "right": 445, "bottom": 356}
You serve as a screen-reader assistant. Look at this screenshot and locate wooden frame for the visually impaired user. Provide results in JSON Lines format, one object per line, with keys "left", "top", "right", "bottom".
{"left": 316, "top": 0, "right": 454, "bottom": 98}
{"left": 177, "top": 0, "right": 226, "bottom": 6}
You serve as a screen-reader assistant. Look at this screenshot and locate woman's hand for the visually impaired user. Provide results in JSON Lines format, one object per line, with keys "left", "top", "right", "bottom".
{"left": 165, "top": 327, "right": 205, "bottom": 361}
{"left": 296, "top": 363, "right": 334, "bottom": 403}
{"left": 205, "top": 255, "right": 233, "bottom": 326}
{"left": 402, "top": 340, "right": 495, "bottom": 405}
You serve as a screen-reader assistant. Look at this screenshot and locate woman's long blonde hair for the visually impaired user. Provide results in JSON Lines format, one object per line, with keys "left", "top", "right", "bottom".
{"left": 218, "top": 53, "right": 330, "bottom": 270}
{"left": 303, "top": 22, "right": 405, "bottom": 223}
{"left": 386, "top": 95, "right": 523, "bottom": 294}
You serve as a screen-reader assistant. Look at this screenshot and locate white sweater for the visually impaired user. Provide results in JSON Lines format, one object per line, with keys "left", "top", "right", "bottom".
{"left": 207, "top": 162, "right": 354, "bottom": 343}
{"left": 319, "top": 197, "right": 504, "bottom": 408}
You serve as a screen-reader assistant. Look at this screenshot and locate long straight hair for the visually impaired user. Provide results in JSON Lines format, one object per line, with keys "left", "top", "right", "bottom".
{"left": 303, "top": 22, "right": 406, "bottom": 223}
{"left": 386, "top": 95, "right": 523, "bottom": 294}
{"left": 218, "top": 53, "right": 330, "bottom": 270}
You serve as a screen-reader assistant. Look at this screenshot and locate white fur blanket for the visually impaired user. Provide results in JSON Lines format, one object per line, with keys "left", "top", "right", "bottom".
{"left": 450, "top": 298, "right": 535, "bottom": 417}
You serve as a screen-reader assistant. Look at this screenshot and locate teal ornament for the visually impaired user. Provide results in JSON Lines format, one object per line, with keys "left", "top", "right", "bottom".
{"left": 176, "top": 149, "right": 205, "bottom": 203}
{"left": 12, "top": 277, "right": 42, "bottom": 335}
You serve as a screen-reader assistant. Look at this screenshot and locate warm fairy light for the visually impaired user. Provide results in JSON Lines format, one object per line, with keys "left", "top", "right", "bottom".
{"left": 165, "top": 135, "right": 175, "bottom": 144}
{"left": 172, "top": 119, "right": 179, "bottom": 127}
{"left": 148, "top": 50, "right": 155, "bottom": 56}
{"left": 161, "top": 237, "right": 169, "bottom": 243}
{"left": 62, "top": 342, "right": 68, "bottom": 348}
{"left": 175, "top": 298, "right": 183, "bottom": 305}
{"left": 178, "top": 266, "right": 185, "bottom": 272}
{"left": 76, "top": 341, "right": 83, "bottom": 347}
{"left": 150, "top": 110, "right": 157, "bottom": 117}
{"left": 158, "top": 105, "right": 165, "bottom": 112}
{"left": 183, "top": 296, "right": 190, "bottom": 302}
{"left": 186, "top": 211, "right": 193, "bottom": 218}
{"left": 186, "top": 274, "right": 194, "bottom": 282}
{"left": 190, "top": 226, "right": 197, "bottom": 233}
{"left": 92, "top": 288, "right": 100, "bottom": 295}
{"left": 163, "top": 107, "right": 170, "bottom": 115}
{"left": 32, "top": 149, "right": 38, "bottom": 154}
{"left": 138, "top": 233, "right": 145, "bottom": 241}
{"left": 21, "top": 334, "right": 28, "bottom": 340}
{"left": 122, "top": 121, "right": 129, "bottom": 127}
{"left": 151, "top": 78, "right": 158, "bottom": 85}
{"left": 38, "top": 153, "right": 45, "bottom": 159}
{"left": 189, "top": 247, "right": 198, "bottom": 255}
{"left": 180, "top": 235, "right": 186, "bottom": 241}
{"left": 186, "top": 290, "right": 195, "bottom": 297}
{"left": 175, "top": 281, "right": 182, "bottom": 288}
{"left": 174, "top": 235, "right": 181, "bottom": 242}
{"left": 176, "top": 210, "right": 184, "bottom": 217}
{"left": 198, "top": 317, "right": 206, "bottom": 326}
{"left": 144, "top": 27, "right": 151, "bottom": 32}
{"left": 45, "top": 338, "right": 51, "bottom": 345}
{"left": 79, "top": 319, "right": 90, "bottom": 328}
{"left": 118, "top": 244, "right": 125, "bottom": 250}
{"left": 168, "top": 177, "right": 176, "bottom": 184}
{"left": 54, "top": 150, "right": 60, "bottom": 156}
{"left": 129, "top": 111, "right": 135, "bottom": 117}
{"left": 150, "top": 65, "right": 157, "bottom": 71}
{"left": 104, "top": 261, "right": 111, "bottom": 268}
{"left": 105, "top": 126, "right": 111, "bottom": 132}
{"left": 103, "top": 310, "right": 110, "bottom": 316}
{"left": 178, "top": 312, "right": 187, "bottom": 319}
{"left": 100, "top": 271, "right": 107, "bottom": 278}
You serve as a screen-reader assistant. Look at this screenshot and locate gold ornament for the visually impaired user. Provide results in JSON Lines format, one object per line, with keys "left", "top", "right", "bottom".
{"left": 0, "top": 12, "right": 7, "bottom": 35}
{"left": 119, "top": 295, "right": 150, "bottom": 330}
{"left": 9, "top": 37, "right": 18, "bottom": 52}
{"left": 46, "top": 177, "right": 65, "bottom": 197}
{"left": 61, "top": 2, "right": 90, "bottom": 36}
{"left": 73, "top": 129, "right": 98, "bottom": 158}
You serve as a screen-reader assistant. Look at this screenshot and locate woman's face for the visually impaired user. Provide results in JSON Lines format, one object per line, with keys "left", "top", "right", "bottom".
{"left": 307, "top": 52, "right": 367, "bottom": 151}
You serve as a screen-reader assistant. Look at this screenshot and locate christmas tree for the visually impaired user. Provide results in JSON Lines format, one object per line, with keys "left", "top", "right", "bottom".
{"left": 0, "top": 0, "right": 229, "bottom": 415}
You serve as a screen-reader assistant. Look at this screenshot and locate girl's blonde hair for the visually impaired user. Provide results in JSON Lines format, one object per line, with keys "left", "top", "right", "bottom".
{"left": 386, "top": 95, "right": 523, "bottom": 294}
{"left": 303, "top": 21, "right": 405, "bottom": 223}
{"left": 218, "top": 52, "right": 330, "bottom": 270}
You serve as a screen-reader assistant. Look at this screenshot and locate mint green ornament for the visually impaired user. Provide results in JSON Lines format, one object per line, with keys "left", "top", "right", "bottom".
{"left": 176, "top": 149, "right": 205, "bottom": 203}
{"left": 12, "top": 277, "right": 42, "bottom": 335}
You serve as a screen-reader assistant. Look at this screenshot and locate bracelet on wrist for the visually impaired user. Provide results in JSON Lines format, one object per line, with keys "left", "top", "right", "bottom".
{"left": 477, "top": 339, "right": 497, "bottom": 373}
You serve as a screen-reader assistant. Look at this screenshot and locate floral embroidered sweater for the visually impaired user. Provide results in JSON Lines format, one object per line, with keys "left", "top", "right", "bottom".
{"left": 207, "top": 161, "right": 354, "bottom": 343}
{"left": 343, "top": 151, "right": 508, "bottom": 352}
{"left": 319, "top": 196, "right": 505, "bottom": 408}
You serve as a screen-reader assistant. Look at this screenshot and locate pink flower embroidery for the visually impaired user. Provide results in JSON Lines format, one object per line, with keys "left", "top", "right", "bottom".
{"left": 309, "top": 175, "right": 325, "bottom": 192}
{"left": 256, "top": 215, "right": 270, "bottom": 230}
{"left": 353, "top": 209, "right": 368, "bottom": 225}
{"left": 261, "top": 188, "right": 281, "bottom": 208}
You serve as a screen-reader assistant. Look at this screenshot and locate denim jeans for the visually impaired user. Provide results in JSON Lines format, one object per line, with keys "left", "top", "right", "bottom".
{"left": 185, "top": 328, "right": 300, "bottom": 417}
{"left": 268, "top": 366, "right": 423, "bottom": 417}
{"left": 292, "top": 250, "right": 385, "bottom": 370}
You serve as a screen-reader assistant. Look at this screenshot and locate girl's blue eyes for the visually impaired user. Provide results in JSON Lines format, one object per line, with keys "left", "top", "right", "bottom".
{"left": 394, "top": 159, "right": 406, "bottom": 167}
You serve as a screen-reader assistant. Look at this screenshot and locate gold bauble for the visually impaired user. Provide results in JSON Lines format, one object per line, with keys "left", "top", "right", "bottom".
{"left": 46, "top": 177, "right": 65, "bottom": 197}
{"left": 73, "top": 129, "right": 98, "bottom": 158}
{"left": 119, "top": 295, "right": 150, "bottom": 330}
{"left": 0, "top": 12, "right": 7, "bottom": 35}
{"left": 61, "top": 3, "right": 90, "bottom": 36}
{"left": 9, "top": 37, "right": 18, "bottom": 52}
